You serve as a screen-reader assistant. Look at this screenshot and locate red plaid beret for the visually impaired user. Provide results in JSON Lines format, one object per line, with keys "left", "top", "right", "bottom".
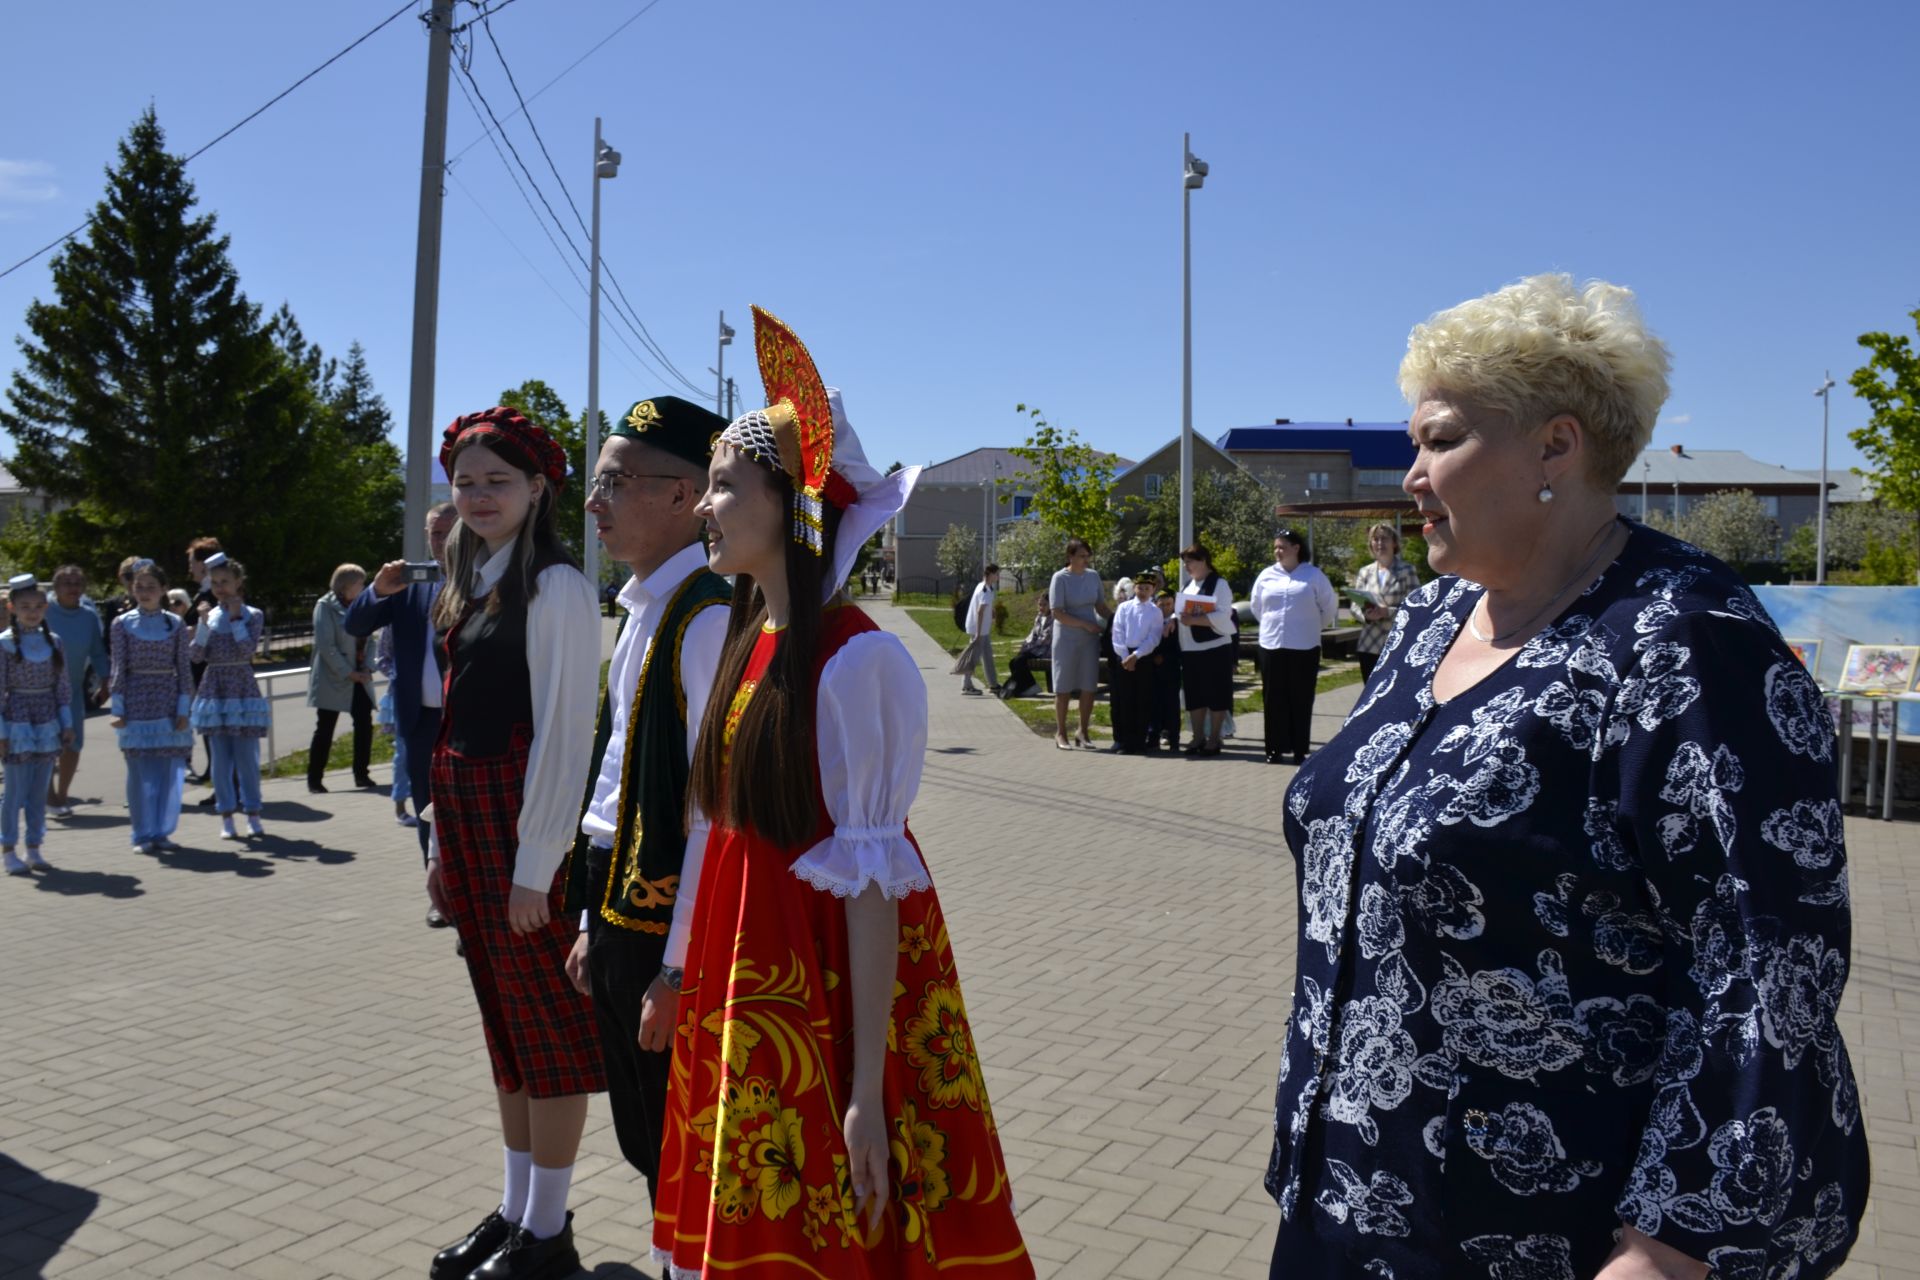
{"left": 440, "top": 406, "right": 569, "bottom": 489}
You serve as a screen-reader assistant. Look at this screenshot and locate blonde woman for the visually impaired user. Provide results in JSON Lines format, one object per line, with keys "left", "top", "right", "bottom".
{"left": 1349, "top": 523, "right": 1421, "bottom": 681}
{"left": 306, "top": 564, "right": 375, "bottom": 793}
{"left": 1267, "top": 275, "right": 1866, "bottom": 1279}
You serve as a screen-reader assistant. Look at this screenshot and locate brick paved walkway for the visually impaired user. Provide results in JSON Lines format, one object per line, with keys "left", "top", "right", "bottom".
{"left": 0, "top": 601, "right": 1913, "bottom": 1278}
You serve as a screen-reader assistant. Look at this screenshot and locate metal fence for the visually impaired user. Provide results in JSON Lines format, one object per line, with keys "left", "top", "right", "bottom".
{"left": 255, "top": 666, "right": 388, "bottom": 769}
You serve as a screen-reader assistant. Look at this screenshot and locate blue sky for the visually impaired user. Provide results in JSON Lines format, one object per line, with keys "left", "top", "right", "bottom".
{"left": 3, "top": 0, "right": 1916, "bottom": 482}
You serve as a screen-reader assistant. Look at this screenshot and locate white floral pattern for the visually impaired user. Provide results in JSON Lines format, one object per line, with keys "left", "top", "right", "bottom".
{"left": 1267, "top": 522, "right": 1866, "bottom": 1279}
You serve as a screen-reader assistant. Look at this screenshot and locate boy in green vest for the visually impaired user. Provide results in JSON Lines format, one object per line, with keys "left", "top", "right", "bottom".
{"left": 562, "top": 395, "right": 732, "bottom": 1218}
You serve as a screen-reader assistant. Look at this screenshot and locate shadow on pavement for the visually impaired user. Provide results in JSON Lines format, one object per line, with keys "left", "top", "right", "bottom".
{"left": 929, "top": 746, "right": 978, "bottom": 755}
{"left": 147, "top": 843, "right": 276, "bottom": 878}
{"left": 26, "top": 866, "right": 144, "bottom": 899}
{"left": 265, "top": 838, "right": 357, "bottom": 866}
{"left": 0, "top": 1152, "right": 99, "bottom": 1274}
{"left": 47, "top": 813, "right": 126, "bottom": 832}
{"left": 587, "top": 1265, "right": 657, "bottom": 1279}
{"left": 253, "top": 800, "right": 337, "bottom": 825}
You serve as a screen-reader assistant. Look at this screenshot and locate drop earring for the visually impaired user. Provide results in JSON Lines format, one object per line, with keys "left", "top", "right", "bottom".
{"left": 1537, "top": 482, "right": 1554, "bottom": 504}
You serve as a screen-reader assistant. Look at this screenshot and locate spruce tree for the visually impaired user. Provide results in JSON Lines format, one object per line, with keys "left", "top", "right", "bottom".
{"left": 331, "top": 341, "right": 392, "bottom": 448}
{"left": 1, "top": 108, "right": 314, "bottom": 582}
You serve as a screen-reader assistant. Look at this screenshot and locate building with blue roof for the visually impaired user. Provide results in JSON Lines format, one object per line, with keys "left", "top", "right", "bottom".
{"left": 1215, "top": 419, "right": 1415, "bottom": 505}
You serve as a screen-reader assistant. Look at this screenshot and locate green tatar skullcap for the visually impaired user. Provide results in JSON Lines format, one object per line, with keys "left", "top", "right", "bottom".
{"left": 611, "top": 395, "right": 731, "bottom": 468}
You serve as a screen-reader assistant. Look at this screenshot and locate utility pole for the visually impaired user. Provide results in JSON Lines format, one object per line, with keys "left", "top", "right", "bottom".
{"left": 402, "top": 0, "right": 454, "bottom": 561}
{"left": 1816, "top": 372, "right": 1836, "bottom": 584}
{"left": 716, "top": 312, "right": 734, "bottom": 414}
{"left": 1179, "top": 133, "right": 1208, "bottom": 570}
{"left": 584, "top": 118, "right": 620, "bottom": 591}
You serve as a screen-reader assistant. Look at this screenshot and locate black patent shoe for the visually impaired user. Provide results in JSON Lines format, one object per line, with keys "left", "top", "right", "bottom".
{"left": 431, "top": 1210, "right": 513, "bottom": 1279}
{"left": 470, "top": 1213, "right": 580, "bottom": 1280}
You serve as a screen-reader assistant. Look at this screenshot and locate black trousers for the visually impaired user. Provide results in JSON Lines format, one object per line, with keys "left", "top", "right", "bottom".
{"left": 308, "top": 683, "right": 374, "bottom": 786}
{"left": 584, "top": 847, "right": 671, "bottom": 1204}
{"left": 1261, "top": 645, "right": 1320, "bottom": 760}
{"left": 1356, "top": 651, "right": 1380, "bottom": 681}
{"left": 1147, "top": 653, "right": 1181, "bottom": 747}
{"left": 1006, "top": 651, "right": 1050, "bottom": 698}
{"left": 1109, "top": 659, "right": 1152, "bottom": 750}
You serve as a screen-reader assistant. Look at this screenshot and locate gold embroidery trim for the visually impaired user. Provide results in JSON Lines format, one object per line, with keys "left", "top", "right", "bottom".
{"left": 599, "top": 577, "right": 726, "bottom": 932}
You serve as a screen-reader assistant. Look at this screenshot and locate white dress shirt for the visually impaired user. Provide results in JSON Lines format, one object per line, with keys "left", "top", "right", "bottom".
{"left": 429, "top": 546, "right": 602, "bottom": 892}
{"left": 964, "top": 581, "right": 996, "bottom": 639}
{"left": 1110, "top": 596, "right": 1162, "bottom": 662}
{"left": 578, "top": 541, "right": 726, "bottom": 965}
{"left": 1249, "top": 561, "right": 1340, "bottom": 651}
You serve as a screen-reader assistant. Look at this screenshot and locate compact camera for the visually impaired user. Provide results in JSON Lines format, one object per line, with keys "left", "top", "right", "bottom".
{"left": 404, "top": 561, "right": 443, "bottom": 584}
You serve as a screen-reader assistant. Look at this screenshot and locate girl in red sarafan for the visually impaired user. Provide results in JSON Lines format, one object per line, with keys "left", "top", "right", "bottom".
{"left": 651, "top": 307, "right": 1032, "bottom": 1280}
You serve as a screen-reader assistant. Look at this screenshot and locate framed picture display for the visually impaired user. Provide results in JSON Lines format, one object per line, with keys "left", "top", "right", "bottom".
{"left": 1837, "top": 644, "right": 1919, "bottom": 695}
{"left": 1784, "top": 638, "right": 1822, "bottom": 678}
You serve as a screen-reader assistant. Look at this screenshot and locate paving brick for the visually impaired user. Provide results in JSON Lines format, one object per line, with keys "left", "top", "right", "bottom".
{"left": 3, "top": 601, "right": 1913, "bottom": 1278}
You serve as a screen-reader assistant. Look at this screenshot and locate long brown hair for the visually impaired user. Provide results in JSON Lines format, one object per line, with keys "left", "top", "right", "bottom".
{"left": 433, "top": 436, "right": 575, "bottom": 630}
{"left": 689, "top": 467, "right": 843, "bottom": 849}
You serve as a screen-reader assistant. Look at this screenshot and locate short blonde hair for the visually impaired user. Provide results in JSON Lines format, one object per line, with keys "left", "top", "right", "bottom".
{"left": 1398, "top": 273, "right": 1671, "bottom": 487}
{"left": 329, "top": 563, "right": 367, "bottom": 595}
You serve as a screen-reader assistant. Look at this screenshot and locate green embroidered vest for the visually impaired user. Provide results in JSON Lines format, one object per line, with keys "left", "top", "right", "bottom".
{"left": 563, "top": 567, "right": 732, "bottom": 933}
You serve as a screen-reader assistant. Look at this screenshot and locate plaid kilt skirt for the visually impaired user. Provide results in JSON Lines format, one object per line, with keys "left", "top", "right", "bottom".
{"left": 431, "top": 726, "right": 604, "bottom": 1099}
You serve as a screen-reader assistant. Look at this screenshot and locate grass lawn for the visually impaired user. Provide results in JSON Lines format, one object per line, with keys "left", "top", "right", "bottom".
{"left": 901, "top": 608, "right": 1365, "bottom": 741}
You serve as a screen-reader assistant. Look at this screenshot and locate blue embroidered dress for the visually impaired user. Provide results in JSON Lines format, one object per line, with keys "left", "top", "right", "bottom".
{"left": 111, "top": 609, "right": 194, "bottom": 757}
{"left": 0, "top": 629, "right": 73, "bottom": 762}
{"left": 189, "top": 605, "right": 269, "bottom": 737}
{"left": 1267, "top": 521, "right": 1868, "bottom": 1280}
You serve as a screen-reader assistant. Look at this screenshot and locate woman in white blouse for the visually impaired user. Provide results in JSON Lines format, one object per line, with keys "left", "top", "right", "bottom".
{"left": 406, "top": 407, "right": 603, "bottom": 1280}
{"left": 1248, "top": 528, "right": 1338, "bottom": 765}
{"left": 1175, "top": 542, "right": 1238, "bottom": 755}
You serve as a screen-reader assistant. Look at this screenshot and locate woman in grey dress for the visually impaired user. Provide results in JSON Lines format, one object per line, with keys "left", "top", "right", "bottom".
{"left": 1047, "top": 537, "right": 1109, "bottom": 749}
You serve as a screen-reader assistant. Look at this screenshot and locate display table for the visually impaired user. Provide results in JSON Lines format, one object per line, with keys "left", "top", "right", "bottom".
{"left": 1827, "top": 690, "right": 1919, "bottom": 821}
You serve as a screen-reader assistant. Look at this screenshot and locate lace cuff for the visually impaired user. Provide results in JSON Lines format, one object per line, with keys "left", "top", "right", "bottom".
{"left": 789, "top": 825, "right": 931, "bottom": 899}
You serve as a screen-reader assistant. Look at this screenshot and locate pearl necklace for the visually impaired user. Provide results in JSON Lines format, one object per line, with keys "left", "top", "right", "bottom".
{"left": 1466, "top": 517, "right": 1623, "bottom": 645}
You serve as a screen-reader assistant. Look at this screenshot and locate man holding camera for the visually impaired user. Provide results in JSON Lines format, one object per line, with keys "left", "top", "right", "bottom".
{"left": 561, "top": 396, "right": 729, "bottom": 1215}
{"left": 350, "top": 502, "right": 458, "bottom": 914}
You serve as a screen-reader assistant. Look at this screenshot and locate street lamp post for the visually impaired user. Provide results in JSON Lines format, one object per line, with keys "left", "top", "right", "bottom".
{"left": 1816, "top": 372, "right": 1836, "bottom": 584}
{"left": 1179, "top": 133, "right": 1208, "bottom": 574}
{"left": 1640, "top": 459, "right": 1649, "bottom": 522}
{"left": 583, "top": 118, "right": 620, "bottom": 593}
{"left": 716, "top": 312, "right": 735, "bottom": 416}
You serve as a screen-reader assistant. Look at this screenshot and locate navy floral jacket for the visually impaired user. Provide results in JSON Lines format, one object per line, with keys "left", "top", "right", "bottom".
{"left": 1267, "top": 521, "right": 1869, "bottom": 1280}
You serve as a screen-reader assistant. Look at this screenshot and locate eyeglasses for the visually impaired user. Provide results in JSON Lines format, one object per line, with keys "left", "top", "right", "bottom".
{"left": 586, "top": 470, "right": 688, "bottom": 498}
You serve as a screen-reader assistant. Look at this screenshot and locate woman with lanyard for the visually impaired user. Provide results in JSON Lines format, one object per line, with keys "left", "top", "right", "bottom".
{"left": 419, "top": 407, "right": 602, "bottom": 1280}
{"left": 1175, "top": 543, "right": 1236, "bottom": 755}
{"left": 1248, "top": 528, "right": 1338, "bottom": 766}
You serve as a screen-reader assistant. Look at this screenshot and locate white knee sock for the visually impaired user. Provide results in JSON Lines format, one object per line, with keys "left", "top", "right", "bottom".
{"left": 500, "top": 1147, "right": 532, "bottom": 1221}
{"left": 520, "top": 1161, "right": 574, "bottom": 1240}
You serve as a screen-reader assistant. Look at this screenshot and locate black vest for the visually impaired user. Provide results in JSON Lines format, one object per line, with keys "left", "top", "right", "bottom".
{"left": 439, "top": 552, "right": 567, "bottom": 758}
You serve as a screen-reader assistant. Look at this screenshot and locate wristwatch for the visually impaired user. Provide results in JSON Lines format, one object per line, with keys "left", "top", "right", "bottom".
{"left": 658, "top": 965, "right": 685, "bottom": 993}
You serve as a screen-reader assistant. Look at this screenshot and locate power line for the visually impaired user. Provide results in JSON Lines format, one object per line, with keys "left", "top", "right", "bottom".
{"left": 450, "top": 63, "right": 683, "bottom": 391}
{"left": 447, "top": 0, "right": 669, "bottom": 165}
{"left": 0, "top": 0, "right": 417, "bottom": 283}
{"left": 477, "top": 14, "right": 708, "bottom": 399}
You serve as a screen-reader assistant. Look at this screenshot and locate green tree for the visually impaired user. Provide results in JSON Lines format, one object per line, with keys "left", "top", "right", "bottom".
{"left": 0, "top": 109, "right": 396, "bottom": 604}
{"left": 993, "top": 518, "right": 1069, "bottom": 594}
{"left": 935, "top": 522, "right": 979, "bottom": 592}
{"left": 1007, "top": 405, "right": 1117, "bottom": 552}
{"left": 1673, "top": 488, "right": 1781, "bottom": 567}
{"left": 332, "top": 341, "right": 392, "bottom": 449}
{"left": 1782, "top": 499, "right": 1918, "bottom": 580}
{"left": 1111, "top": 468, "right": 1275, "bottom": 591}
{"left": 1850, "top": 308, "right": 1920, "bottom": 579}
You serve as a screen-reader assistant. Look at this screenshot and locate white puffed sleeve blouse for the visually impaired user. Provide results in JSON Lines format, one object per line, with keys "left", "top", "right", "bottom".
{"left": 787, "top": 629, "right": 933, "bottom": 900}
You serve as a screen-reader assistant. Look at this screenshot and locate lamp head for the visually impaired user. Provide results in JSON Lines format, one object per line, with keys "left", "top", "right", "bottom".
{"left": 1184, "top": 153, "right": 1208, "bottom": 190}
{"left": 595, "top": 142, "right": 621, "bottom": 179}
{"left": 1816, "top": 377, "right": 1836, "bottom": 395}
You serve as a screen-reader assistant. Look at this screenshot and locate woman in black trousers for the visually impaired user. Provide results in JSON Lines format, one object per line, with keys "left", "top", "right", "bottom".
{"left": 1247, "top": 529, "right": 1337, "bottom": 765}
{"left": 307, "top": 564, "right": 376, "bottom": 791}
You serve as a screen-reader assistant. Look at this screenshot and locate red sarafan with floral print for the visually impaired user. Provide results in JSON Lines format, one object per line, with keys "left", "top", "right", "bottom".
{"left": 652, "top": 603, "right": 1032, "bottom": 1279}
